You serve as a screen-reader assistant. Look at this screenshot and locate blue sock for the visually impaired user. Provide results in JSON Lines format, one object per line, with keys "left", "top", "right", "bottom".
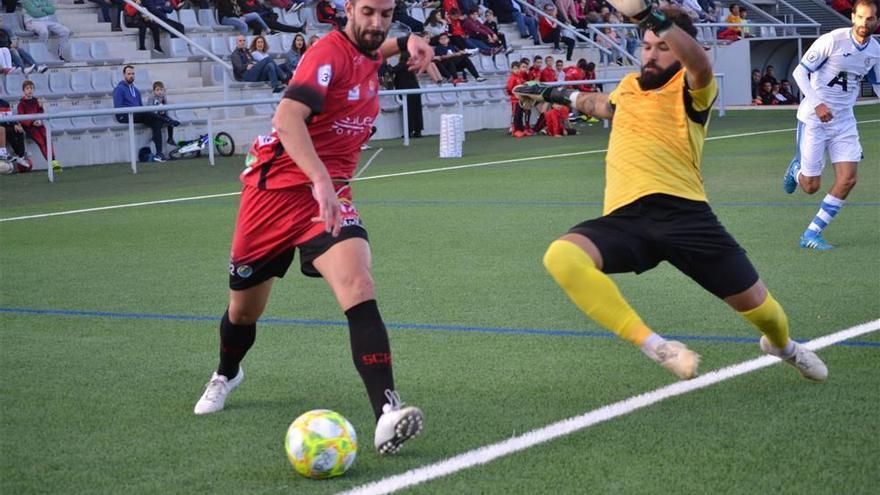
{"left": 804, "top": 194, "right": 845, "bottom": 237}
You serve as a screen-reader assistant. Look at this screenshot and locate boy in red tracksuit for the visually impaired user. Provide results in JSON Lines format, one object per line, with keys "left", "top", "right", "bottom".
{"left": 505, "top": 61, "right": 528, "bottom": 137}
{"left": 540, "top": 56, "right": 557, "bottom": 82}
{"left": 528, "top": 56, "right": 542, "bottom": 81}
{"left": 16, "top": 80, "right": 61, "bottom": 172}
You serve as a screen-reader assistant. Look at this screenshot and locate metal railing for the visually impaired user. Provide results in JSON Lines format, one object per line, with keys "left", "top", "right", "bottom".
{"left": 1, "top": 75, "right": 727, "bottom": 182}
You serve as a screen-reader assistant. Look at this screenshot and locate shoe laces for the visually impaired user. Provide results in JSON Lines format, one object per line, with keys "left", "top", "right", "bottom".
{"left": 382, "top": 389, "right": 403, "bottom": 413}
{"left": 203, "top": 376, "right": 228, "bottom": 401}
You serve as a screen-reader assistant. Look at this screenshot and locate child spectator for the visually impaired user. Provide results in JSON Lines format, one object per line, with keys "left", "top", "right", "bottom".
{"left": 16, "top": 79, "right": 61, "bottom": 172}
{"left": 0, "top": 98, "right": 32, "bottom": 172}
{"left": 150, "top": 81, "right": 178, "bottom": 146}
{"left": 540, "top": 55, "right": 556, "bottom": 82}
{"left": 505, "top": 60, "right": 528, "bottom": 137}
{"left": 482, "top": 10, "right": 509, "bottom": 52}
{"left": 528, "top": 55, "right": 542, "bottom": 81}
{"left": 433, "top": 32, "right": 485, "bottom": 83}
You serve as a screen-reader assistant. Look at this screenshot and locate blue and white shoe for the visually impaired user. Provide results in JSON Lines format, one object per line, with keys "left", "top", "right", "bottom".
{"left": 799, "top": 232, "right": 833, "bottom": 250}
{"left": 782, "top": 158, "right": 800, "bottom": 194}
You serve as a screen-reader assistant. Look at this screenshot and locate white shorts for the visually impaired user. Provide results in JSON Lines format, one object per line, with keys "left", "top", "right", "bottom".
{"left": 795, "top": 119, "right": 863, "bottom": 177}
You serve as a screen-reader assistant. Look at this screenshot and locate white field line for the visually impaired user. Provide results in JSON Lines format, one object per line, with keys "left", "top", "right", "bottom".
{"left": 338, "top": 319, "right": 880, "bottom": 495}
{"left": 2, "top": 119, "right": 878, "bottom": 224}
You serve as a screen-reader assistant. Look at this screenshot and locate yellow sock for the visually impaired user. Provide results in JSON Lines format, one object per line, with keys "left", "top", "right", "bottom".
{"left": 739, "top": 292, "right": 790, "bottom": 349}
{"left": 543, "top": 240, "right": 652, "bottom": 346}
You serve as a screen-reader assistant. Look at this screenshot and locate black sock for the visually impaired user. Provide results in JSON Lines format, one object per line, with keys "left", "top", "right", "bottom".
{"left": 345, "top": 300, "right": 394, "bottom": 420}
{"left": 217, "top": 309, "right": 256, "bottom": 380}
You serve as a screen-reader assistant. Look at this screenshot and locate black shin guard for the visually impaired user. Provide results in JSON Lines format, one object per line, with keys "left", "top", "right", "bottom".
{"left": 217, "top": 309, "right": 256, "bottom": 379}
{"left": 345, "top": 300, "right": 395, "bottom": 420}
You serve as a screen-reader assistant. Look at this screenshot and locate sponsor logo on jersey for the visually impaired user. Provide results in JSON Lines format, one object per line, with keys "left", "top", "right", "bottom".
{"left": 330, "top": 116, "right": 376, "bottom": 136}
{"left": 806, "top": 51, "right": 818, "bottom": 63}
{"left": 236, "top": 264, "right": 253, "bottom": 279}
{"left": 347, "top": 85, "right": 360, "bottom": 101}
{"left": 317, "top": 64, "right": 332, "bottom": 87}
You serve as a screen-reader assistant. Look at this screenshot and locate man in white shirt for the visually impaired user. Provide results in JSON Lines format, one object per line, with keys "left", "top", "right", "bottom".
{"left": 782, "top": 0, "right": 880, "bottom": 250}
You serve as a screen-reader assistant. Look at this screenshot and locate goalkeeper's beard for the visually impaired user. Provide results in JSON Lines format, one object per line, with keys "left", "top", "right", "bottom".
{"left": 638, "top": 61, "right": 682, "bottom": 90}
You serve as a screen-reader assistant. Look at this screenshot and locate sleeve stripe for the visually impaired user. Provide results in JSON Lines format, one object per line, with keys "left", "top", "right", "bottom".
{"left": 799, "top": 62, "right": 814, "bottom": 74}
{"left": 283, "top": 84, "right": 326, "bottom": 116}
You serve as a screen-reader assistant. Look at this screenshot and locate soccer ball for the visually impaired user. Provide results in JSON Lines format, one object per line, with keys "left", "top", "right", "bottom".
{"left": 0, "top": 158, "right": 13, "bottom": 175}
{"left": 285, "top": 409, "right": 358, "bottom": 479}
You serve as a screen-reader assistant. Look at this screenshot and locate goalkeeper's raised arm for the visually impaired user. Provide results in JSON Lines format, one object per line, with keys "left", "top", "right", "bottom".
{"left": 512, "top": 3, "right": 712, "bottom": 119}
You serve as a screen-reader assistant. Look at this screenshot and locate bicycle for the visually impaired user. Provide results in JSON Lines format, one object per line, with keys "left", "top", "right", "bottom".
{"left": 168, "top": 132, "right": 236, "bottom": 160}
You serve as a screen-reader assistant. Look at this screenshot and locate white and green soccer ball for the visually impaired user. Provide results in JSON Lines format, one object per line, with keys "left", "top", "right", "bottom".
{"left": 285, "top": 409, "right": 358, "bottom": 479}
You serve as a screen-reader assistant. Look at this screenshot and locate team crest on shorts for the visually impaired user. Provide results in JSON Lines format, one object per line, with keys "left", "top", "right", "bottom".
{"left": 235, "top": 264, "right": 253, "bottom": 278}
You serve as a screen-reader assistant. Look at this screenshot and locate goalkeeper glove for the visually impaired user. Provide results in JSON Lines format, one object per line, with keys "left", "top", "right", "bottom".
{"left": 606, "top": 0, "right": 673, "bottom": 36}
{"left": 512, "top": 82, "right": 578, "bottom": 111}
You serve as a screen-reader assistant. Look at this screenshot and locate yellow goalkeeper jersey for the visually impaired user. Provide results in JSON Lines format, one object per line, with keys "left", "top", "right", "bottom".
{"left": 604, "top": 69, "right": 717, "bottom": 215}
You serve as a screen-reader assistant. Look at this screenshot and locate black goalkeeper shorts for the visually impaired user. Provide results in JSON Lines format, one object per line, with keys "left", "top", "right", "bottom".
{"left": 568, "top": 194, "right": 759, "bottom": 299}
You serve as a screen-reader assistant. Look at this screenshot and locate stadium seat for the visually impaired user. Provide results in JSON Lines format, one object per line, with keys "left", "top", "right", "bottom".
{"left": 70, "top": 71, "right": 103, "bottom": 97}
{"left": 266, "top": 35, "right": 284, "bottom": 55}
{"left": 25, "top": 72, "right": 55, "bottom": 99}
{"left": 48, "top": 118, "right": 77, "bottom": 134}
{"left": 176, "top": 9, "right": 210, "bottom": 33}
{"left": 379, "top": 95, "right": 401, "bottom": 112}
{"left": 3, "top": 72, "right": 27, "bottom": 97}
{"left": 197, "top": 9, "right": 235, "bottom": 32}
{"left": 190, "top": 37, "right": 213, "bottom": 61}
{"left": 68, "top": 40, "right": 93, "bottom": 63}
{"left": 90, "top": 70, "right": 115, "bottom": 95}
{"left": 493, "top": 54, "right": 510, "bottom": 73}
{"left": 69, "top": 116, "right": 97, "bottom": 132}
{"left": 25, "top": 42, "right": 64, "bottom": 67}
{"left": 48, "top": 72, "right": 73, "bottom": 97}
{"left": 90, "top": 41, "right": 124, "bottom": 65}
{"left": 423, "top": 91, "right": 443, "bottom": 107}
{"left": 92, "top": 114, "right": 128, "bottom": 131}
{"left": 250, "top": 103, "right": 276, "bottom": 116}
{"left": 210, "top": 36, "right": 232, "bottom": 57}
{"left": 410, "top": 7, "right": 427, "bottom": 23}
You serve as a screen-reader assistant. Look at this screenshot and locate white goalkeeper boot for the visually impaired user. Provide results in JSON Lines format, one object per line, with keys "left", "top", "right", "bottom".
{"left": 194, "top": 368, "right": 244, "bottom": 415}
{"left": 760, "top": 336, "right": 828, "bottom": 382}
{"left": 374, "top": 390, "right": 424, "bottom": 455}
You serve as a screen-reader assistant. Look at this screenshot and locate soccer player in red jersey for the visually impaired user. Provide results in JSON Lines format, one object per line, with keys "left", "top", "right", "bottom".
{"left": 193, "top": 0, "right": 433, "bottom": 456}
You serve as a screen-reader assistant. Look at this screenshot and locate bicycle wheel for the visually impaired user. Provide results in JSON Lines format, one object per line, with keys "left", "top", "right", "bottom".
{"left": 214, "top": 132, "right": 235, "bottom": 157}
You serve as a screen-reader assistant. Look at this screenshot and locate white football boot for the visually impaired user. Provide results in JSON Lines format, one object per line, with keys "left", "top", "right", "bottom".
{"left": 194, "top": 368, "right": 244, "bottom": 415}
{"left": 643, "top": 341, "right": 700, "bottom": 380}
{"left": 760, "top": 336, "right": 828, "bottom": 382}
{"left": 374, "top": 390, "right": 424, "bottom": 455}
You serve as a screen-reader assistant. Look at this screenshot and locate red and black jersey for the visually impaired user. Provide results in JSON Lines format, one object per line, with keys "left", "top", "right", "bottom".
{"left": 506, "top": 72, "right": 525, "bottom": 103}
{"left": 242, "top": 30, "right": 383, "bottom": 190}
{"left": 527, "top": 67, "right": 541, "bottom": 81}
{"left": 539, "top": 66, "right": 556, "bottom": 83}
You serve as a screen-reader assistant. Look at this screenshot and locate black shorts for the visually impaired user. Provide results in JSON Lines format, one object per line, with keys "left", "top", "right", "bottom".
{"left": 228, "top": 225, "right": 369, "bottom": 290}
{"left": 568, "top": 194, "right": 759, "bottom": 299}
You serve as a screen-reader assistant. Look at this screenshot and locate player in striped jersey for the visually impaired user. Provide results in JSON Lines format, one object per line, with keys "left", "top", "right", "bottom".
{"left": 515, "top": 3, "right": 828, "bottom": 381}
{"left": 783, "top": 0, "right": 880, "bottom": 250}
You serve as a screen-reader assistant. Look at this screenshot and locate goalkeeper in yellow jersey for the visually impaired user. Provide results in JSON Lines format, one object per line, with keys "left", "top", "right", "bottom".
{"left": 514, "top": 3, "right": 828, "bottom": 381}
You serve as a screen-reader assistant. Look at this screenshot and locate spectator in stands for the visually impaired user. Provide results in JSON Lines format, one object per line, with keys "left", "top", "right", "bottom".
{"left": 554, "top": 58, "right": 565, "bottom": 81}
{"left": 91, "top": 0, "right": 122, "bottom": 32}
{"left": 738, "top": 7, "right": 752, "bottom": 37}
{"left": 778, "top": 79, "right": 798, "bottom": 104}
{"left": 0, "top": 45, "right": 14, "bottom": 74}
{"left": 3, "top": 0, "right": 16, "bottom": 13}
{"left": 250, "top": 35, "right": 290, "bottom": 81}
{"left": 717, "top": 2, "right": 743, "bottom": 40}
{"left": 124, "top": 0, "right": 164, "bottom": 52}
{"left": 240, "top": 0, "right": 307, "bottom": 34}
{"left": 555, "top": 0, "right": 578, "bottom": 25}
{"left": 216, "top": 0, "right": 271, "bottom": 35}
{"left": 150, "top": 81, "right": 179, "bottom": 146}
{"left": 21, "top": 0, "right": 70, "bottom": 60}
{"left": 487, "top": 0, "right": 539, "bottom": 44}
{"left": 571, "top": 0, "right": 588, "bottom": 29}
{"left": 141, "top": 0, "right": 186, "bottom": 38}
{"left": 481, "top": 9, "right": 510, "bottom": 52}
{"left": 424, "top": 9, "right": 447, "bottom": 44}
{"left": 447, "top": 8, "right": 492, "bottom": 53}
{"left": 599, "top": 26, "right": 621, "bottom": 65}
{"left": 231, "top": 34, "right": 286, "bottom": 92}
{"left": 432, "top": 32, "right": 485, "bottom": 83}
{"left": 0, "top": 98, "right": 32, "bottom": 172}
{"left": 393, "top": 50, "right": 424, "bottom": 138}
{"left": 316, "top": 0, "right": 346, "bottom": 29}
{"left": 16, "top": 79, "right": 62, "bottom": 171}
{"left": 760, "top": 65, "right": 778, "bottom": 86}
{"left": 306, "top": 33, "right": 320, "bottom": 48}
{"left": 113, "top": 65, "right": 171, "bottom": 161}
{"left": 393, "top": 0, "right": 424, "bottom": 33}
{"left": 754, "top": 80, "right": 774, "bottom": 105}
{"left": 280, "top": 32, "right": 306, "bottom": 75}
{"left": 540, "top": 55, "right": 556, "bottom": 81}
{"left": 750, "top": 68, "right": 760, "bottom": 99}
{"left": 538, "top": 4, "right": 573, "bottom": 56}
{"left": 462, "top": 7, "right": 505, "bottom": 55}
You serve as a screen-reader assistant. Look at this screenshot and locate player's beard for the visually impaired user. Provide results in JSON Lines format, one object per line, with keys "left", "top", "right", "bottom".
{"left": 638, "top": 61, "right": 682, "bottom": 90}
{"left": 353, "top": 25, "right": 387, "bottom": 53}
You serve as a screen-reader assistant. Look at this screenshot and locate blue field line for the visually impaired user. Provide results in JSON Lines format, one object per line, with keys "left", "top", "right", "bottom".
{"left": 1, "top": 307, "right": 878, "bottom": 348}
